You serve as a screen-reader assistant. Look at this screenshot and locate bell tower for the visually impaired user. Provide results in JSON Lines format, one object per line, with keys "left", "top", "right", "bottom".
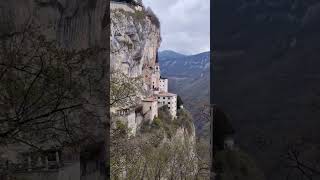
{"left": 151, "top": 51, "right": 161, "bottom": 93}
{"left": 154, "top": 52, "right": 160, "bottom": 79}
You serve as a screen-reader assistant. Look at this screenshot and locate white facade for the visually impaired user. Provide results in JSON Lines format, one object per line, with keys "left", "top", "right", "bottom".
{"left": 112, "top": 52, "right": 180, "bottom": 136}
{"left": 159, "top": 78, "right": 168, "bottom": 93}
{"left": 142, "top": 98, "right": 158, "bottom": 122}
{"left": 157, "top": 92, "right": 177, "bottom": 119}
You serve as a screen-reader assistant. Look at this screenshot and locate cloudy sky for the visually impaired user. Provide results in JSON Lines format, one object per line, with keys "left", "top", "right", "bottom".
{"left": 143, "top": 0, "right": 210, "bottom": 55}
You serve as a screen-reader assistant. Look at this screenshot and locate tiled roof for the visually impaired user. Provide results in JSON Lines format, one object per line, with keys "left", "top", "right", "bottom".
{"left": 142, "top": 97, "right": 157, "bottom": 102}
{"left": 157, "top": 92, "right": 177, "bottom": 97}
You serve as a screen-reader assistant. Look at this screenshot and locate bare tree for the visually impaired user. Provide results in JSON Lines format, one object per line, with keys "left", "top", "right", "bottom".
{"left": 283, "top": 142, "right": 320, "bottom": 180}
{"left": 0, "top": 22, "right": 106, "bottom": 152}
{"left": 110, "top": 68, "right": 144, "bottom": 108}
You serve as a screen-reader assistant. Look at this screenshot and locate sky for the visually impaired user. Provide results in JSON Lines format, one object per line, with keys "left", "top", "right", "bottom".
{"left": 143, "top": 0, "right": 210, "bottom": 55}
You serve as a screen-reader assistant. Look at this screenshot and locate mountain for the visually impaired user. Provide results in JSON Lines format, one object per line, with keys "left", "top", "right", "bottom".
{"left": 159, "top": 51, "right": 209, "bottom": 77}
{"left": 158, "top": 50, "right": 187, "bottom": 61}
{"left": 213, "top": 1, "right": 320, "bottom": 180}
{"left": 159, "top": 51, "right": 210, "bottom": 135}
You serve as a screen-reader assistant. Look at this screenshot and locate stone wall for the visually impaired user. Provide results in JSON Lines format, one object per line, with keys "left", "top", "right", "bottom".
{"left": 0, "top": 0, "right": 107, "bottom": 49}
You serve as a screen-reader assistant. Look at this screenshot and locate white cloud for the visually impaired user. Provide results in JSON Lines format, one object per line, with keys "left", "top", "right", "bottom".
{"left": 143, "top": 0, "right": 210, "bottom": 55}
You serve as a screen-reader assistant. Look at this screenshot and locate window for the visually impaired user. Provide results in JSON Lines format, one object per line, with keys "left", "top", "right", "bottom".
{"left": 150, "top": 106, "right": 151, "bottom": 110}
{"left": 163, "top": 97, "right": 165, "bottom": 99}
{"left": 168, "top": 97, "right": 170, "bottom": 99}
{"left": 168, "top": 107, "right": 170, "bottom": 109}
{"left": 168, "top": 102, "right": 170, "bottom": 104}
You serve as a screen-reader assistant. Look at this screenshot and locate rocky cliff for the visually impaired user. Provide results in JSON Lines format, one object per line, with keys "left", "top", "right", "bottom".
{"left": 110, "top": 2, "right": 161, "bottom": 90}
{"left": 110, "top": 3, "right": 198, "bottom": 179}
{"left": 0, "top": 0, "right": 108, "bottom": 109}
{"left": 0, "top": 1, "right": 108, "bottom": 179}
{"left": 0, "top": 0, "right": 107, "bottom": 49}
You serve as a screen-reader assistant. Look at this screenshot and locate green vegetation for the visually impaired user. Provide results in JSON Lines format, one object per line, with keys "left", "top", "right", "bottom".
{"left": 176, "top": 109, "right": 194, "bottom": 134}
{"left": 111, "top": 112, "right": 197, "bottom": 179}
{"left": 116, "top": 120, "right": 127, "bottom": 135}
{"left": 214, "top": 150, "right": 265, "bottom": 180}
{"left": 114, "top": 9, "right": 145, "bottom": 24}
{"left": 113, "top": 5, "right": 160, "bottom": 29}
{"left": 152, "top": 117, "right": 162, "bottom": 128}
{"left": 110, "top": 68, "right": 144, "bottom": 107}
{"left": 177, "top": 95, "right": 184, "bottom": 108}
{"left": 213, "top": 106, "right": 235, "bottom": 150}
{"left": 141, "top": 107, "right": 194, "bottom": 139}
{"left": 132, "top": 10, "right": 145, "bottom": 22}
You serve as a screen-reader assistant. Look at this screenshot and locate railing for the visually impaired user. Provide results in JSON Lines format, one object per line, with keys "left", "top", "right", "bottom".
{"left": 0, "top": 150, "right": 64, "bottom": 174}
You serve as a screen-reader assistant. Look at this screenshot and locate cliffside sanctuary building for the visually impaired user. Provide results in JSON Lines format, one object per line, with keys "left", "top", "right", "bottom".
{"left": 111, "top": 0, "right": 178, "bottom": 136}
{"left": 157, "top": 92, "right": 177, "bottom": 118}
{"left": 150, "top": 58, "right": 177, "bottom": 118}
{"left": 112, "top": 51, "right": 178, "bottom": 136}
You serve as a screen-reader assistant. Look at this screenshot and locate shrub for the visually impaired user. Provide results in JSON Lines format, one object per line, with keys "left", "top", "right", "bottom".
{"left": 116, "top": 120, "right": 127, "bottom": 135}
{"left": 177, "top": 95, "right": 184, "bottom": 109}
{"left": 176, "top": 109, "right": 194, "bottom": 134}
{"left": 132, "top": 10, "right": 145, "bottom": 21}
{"left": 159, "top": 106, "right": 172, "bottom": 122}
{"left": 140, "top": 119, "right": 151, "bottom": 133}
{"left": 152, "top": 117, "right": 162, "bottom": 129}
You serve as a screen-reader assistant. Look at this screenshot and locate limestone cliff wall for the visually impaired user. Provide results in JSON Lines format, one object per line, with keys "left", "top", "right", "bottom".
{"left": 0, "top": 0, "right": 108, "bottom": 112}
{"left": 0, "top": 0, "right": 108, "bottom": 49}
{"left": 110, "top": 2, "right": 161, "bottom": 93}
{"left": 0, "top": 1, "right": 108, "bottom": 179}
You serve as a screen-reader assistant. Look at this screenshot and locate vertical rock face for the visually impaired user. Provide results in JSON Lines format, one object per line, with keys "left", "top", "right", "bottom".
{"left": 0, "top": 1, "right": 108, "bottom": 178}
{"left": 110, "top": 2, "right": 161, "bottom": 92}
{"left": 0, "top": 0, "right": 107, "bottom": 49}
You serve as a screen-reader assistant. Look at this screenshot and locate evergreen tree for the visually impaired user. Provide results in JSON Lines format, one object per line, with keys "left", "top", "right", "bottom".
{"left": 177, "top": 95, "right": 184, "bottom": 109}
{"left": 213, "top": 106, "right": 235, "bottom": 150}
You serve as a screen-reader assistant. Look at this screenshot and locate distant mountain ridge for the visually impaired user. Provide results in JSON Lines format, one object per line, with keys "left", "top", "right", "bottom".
{"left": 159, "top": 50, "right": 210, "bottom": 77}
{"left": 159, "top": 50, "right": 187, "bottom": 61}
